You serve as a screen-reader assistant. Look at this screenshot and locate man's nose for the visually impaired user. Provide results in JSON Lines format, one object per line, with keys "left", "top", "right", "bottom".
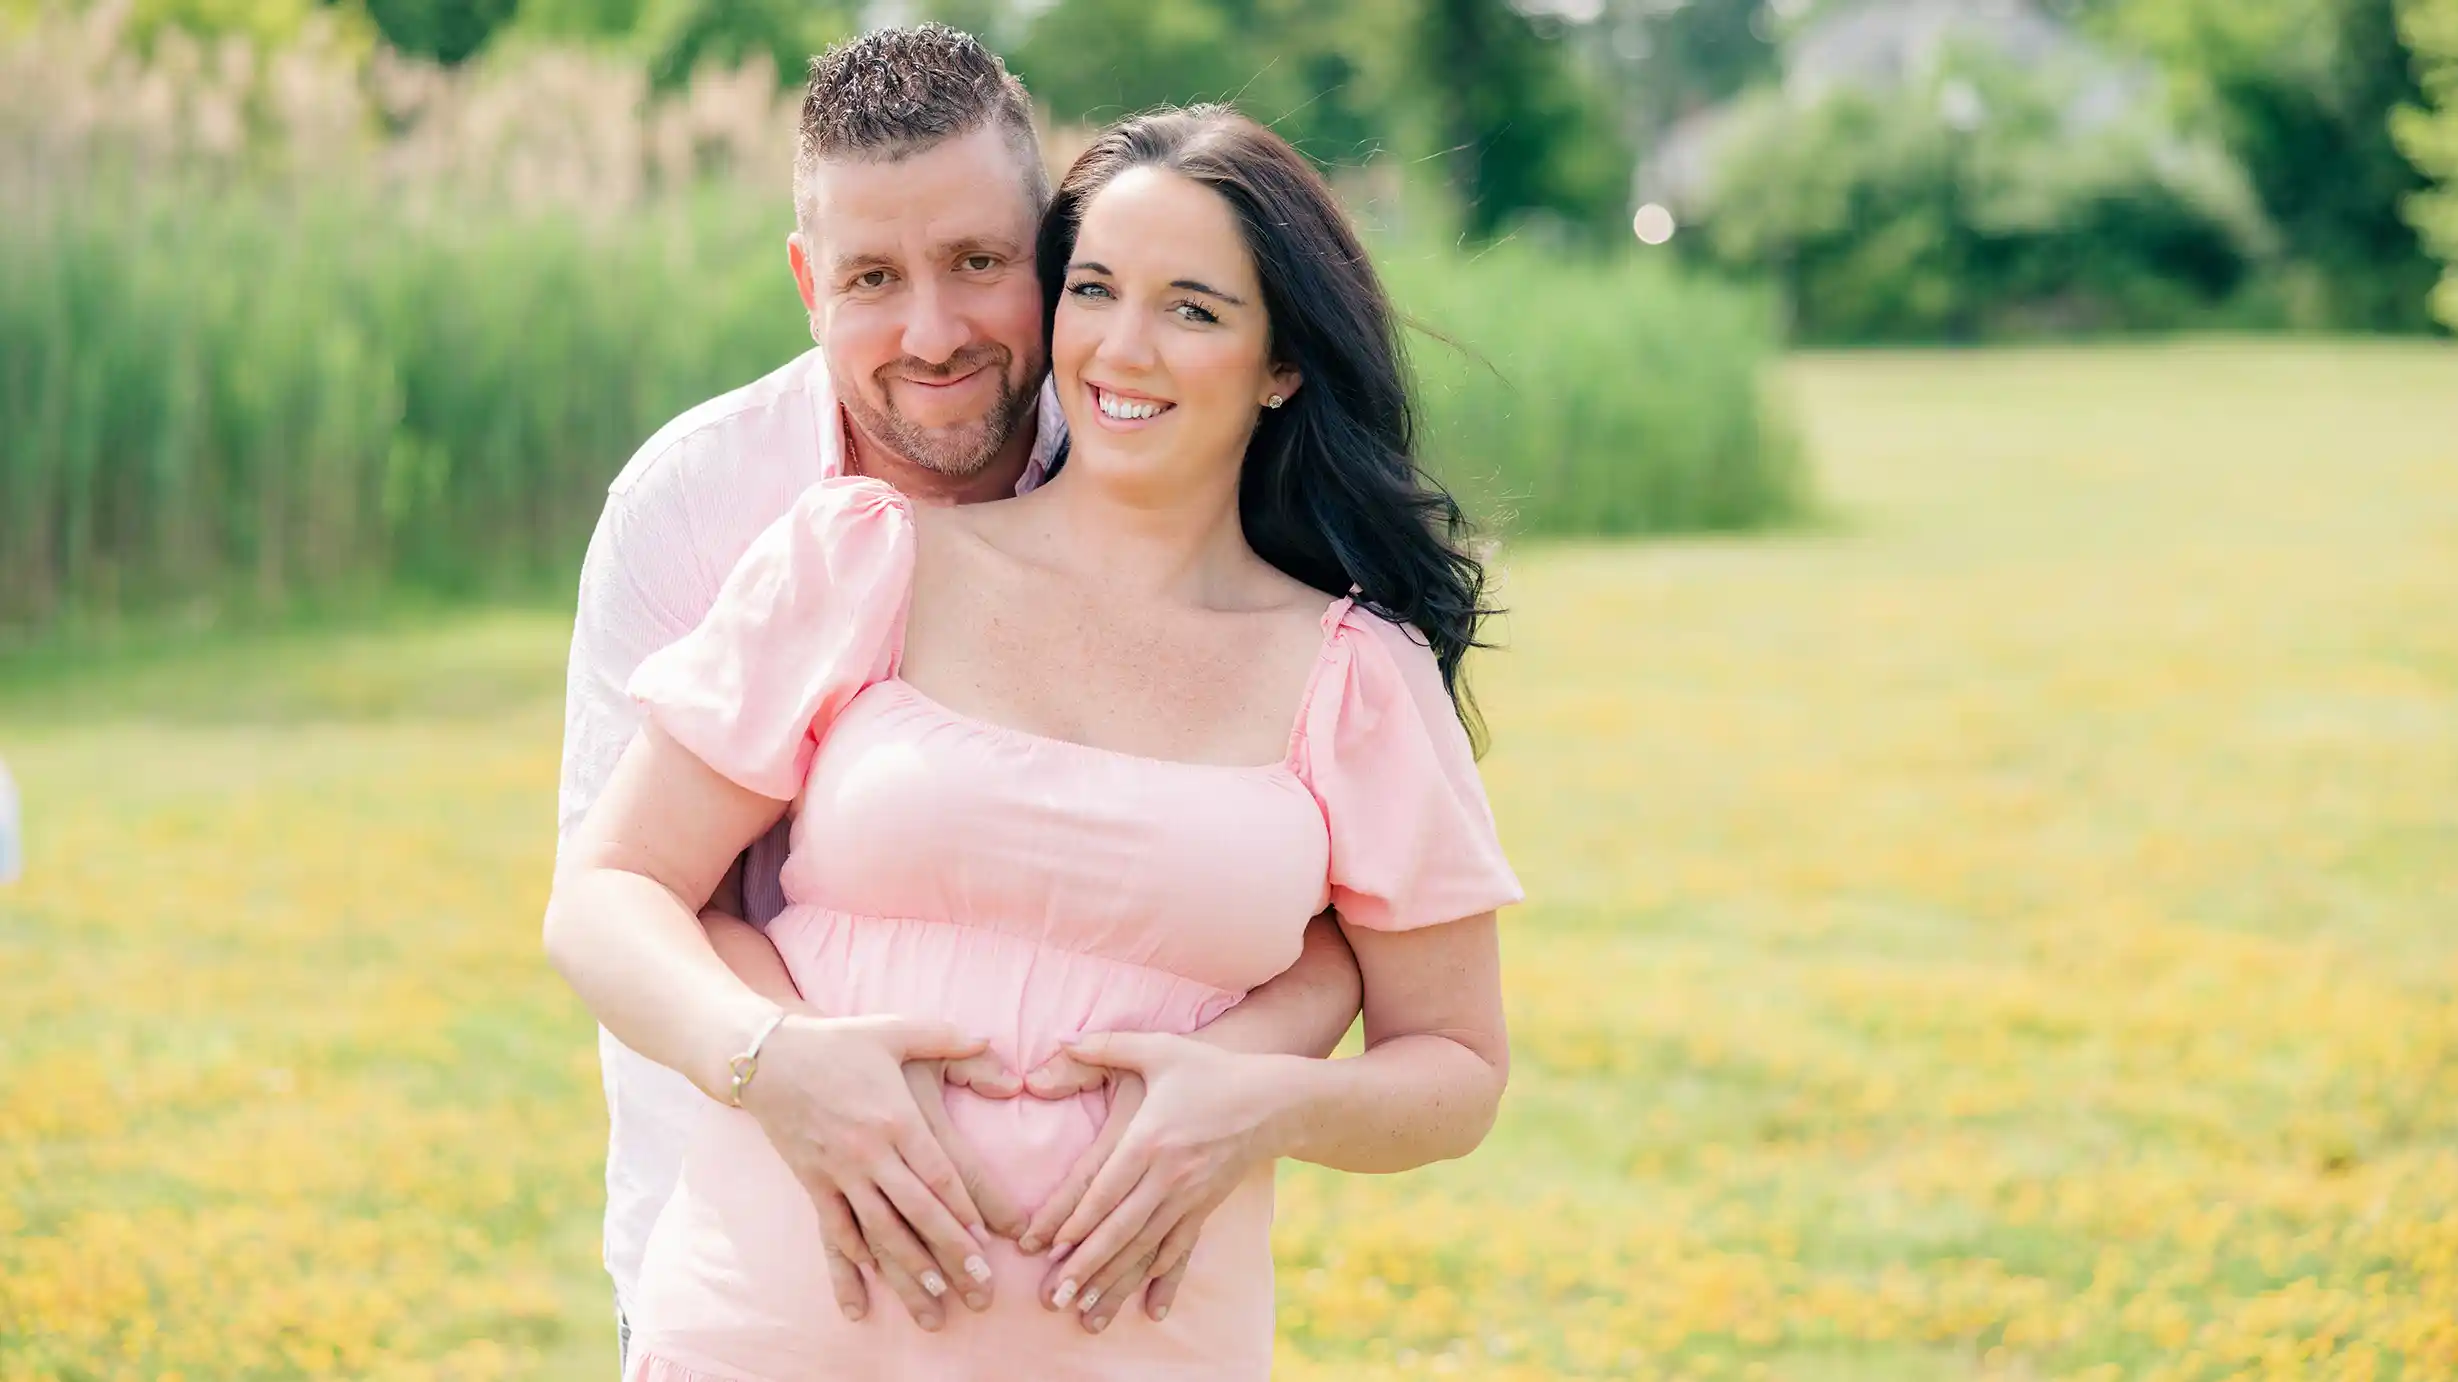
{"left": 901, "top": 278, "right": 968, "bottom": 366}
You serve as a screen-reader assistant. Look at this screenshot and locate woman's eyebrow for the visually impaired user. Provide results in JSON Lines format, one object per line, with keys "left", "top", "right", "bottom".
{"left": 1066, "top": 261, "right": 1248, "bottom": 308}
{"left": 1173, "top": 279, "right": 1247, "bottom": 306}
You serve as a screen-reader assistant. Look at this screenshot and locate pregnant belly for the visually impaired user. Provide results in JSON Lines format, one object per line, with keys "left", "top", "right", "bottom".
{"left": 770, "top": 907, "right": 1246, "bottom": 1211}
{"left": 941, "top": 1084, "right": 1109, "bottom": 1216}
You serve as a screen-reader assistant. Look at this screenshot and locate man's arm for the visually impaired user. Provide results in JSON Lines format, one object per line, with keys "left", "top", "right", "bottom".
{"left": 1015, "top": 910, "right": 1362, "bottom": 1331}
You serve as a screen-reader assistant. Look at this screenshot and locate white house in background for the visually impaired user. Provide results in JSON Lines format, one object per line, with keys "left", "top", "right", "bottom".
{"left": 1636, "top": 0, "right": 2149, "bottom": 212}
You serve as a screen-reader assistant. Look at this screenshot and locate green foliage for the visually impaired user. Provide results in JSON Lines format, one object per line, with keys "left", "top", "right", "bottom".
{"left": 363, "top": 0, "right": 518, "bottom": 64}
{"left": 1386, "top": 242, "right": 1805, "bottom": 536}
{"left": 2101, "top": 0, "right": 2440, "bottom": 329}
{"left": 0, "top": 179, "right": 809, "bottom": 630}
{"left": 1691, "top": 54, "right": 2268, "bottom": 341}
{"left": 959, "top": 0, "right": 1627, "bottom": 239}
{"left": 1412, "top": 0, "right": 1633, "bottom": 241}
{"left": 2394, "top": 0, "right": 2458, "bottom": 327}
{"left": 2, "top": 191, "right": 1800, "bottom": 633}
{"left": 634, "top": 0, "right": 858, "bottom": 90}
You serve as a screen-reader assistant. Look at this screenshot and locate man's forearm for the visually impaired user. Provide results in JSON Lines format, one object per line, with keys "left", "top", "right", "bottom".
{"left": 1187, "top": 911, "right": 1361, "bottom": 1059}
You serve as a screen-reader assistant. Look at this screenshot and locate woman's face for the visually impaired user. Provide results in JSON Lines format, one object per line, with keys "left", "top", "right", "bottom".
{"left": 1051, "top": 166, "right": 1301, "bottom": 491}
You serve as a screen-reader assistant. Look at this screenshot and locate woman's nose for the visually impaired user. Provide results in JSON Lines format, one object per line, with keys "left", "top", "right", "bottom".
{"left": 1094, "top": 311, "right": 1157, "bottom": 373}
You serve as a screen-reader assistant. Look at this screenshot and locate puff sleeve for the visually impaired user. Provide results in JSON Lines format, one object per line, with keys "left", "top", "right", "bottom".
{"left": 625, "top": 477, "right": 915, "bottom": 801}
{"left": 1298, "top": 607, "right": 1523, "bottom": 931}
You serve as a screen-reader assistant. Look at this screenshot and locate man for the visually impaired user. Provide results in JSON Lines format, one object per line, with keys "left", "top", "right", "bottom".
{"left": 547, "top": 25, "right": 1363, "bottom": 1368}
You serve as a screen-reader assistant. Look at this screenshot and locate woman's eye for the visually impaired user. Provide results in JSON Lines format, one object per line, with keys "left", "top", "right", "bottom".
{"left": 1173, "top": 301, "right": 1221, "bottom": 325}
{"left": 1066, "top": 281, "right": 1112, "bottom": 301}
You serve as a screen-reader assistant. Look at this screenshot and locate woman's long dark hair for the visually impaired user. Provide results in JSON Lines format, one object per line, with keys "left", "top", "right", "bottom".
{"left": 1036, "top": 105, "right": 1495, "bottom": 747}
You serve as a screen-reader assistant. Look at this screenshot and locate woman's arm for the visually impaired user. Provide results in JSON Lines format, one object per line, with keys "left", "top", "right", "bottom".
{"left": 1270, "top": 911, "right": 1508, "bottom": 1171}
{"left": 545, "top": 725, "right": 794, "bottom": 1098}
{"left": 547, "top": 724, "right": 1005, "bottom": 1324}
{"left": 1026, "top": 911, "right": 1502, "bottom": 1329}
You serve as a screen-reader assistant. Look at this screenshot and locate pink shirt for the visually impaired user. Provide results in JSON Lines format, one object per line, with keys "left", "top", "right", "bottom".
{"left": 557, "top": 349, "right": 1065, "bottom": 1314}
{"left": 619, "top": 480, "right": 1521, "bottom": 1381}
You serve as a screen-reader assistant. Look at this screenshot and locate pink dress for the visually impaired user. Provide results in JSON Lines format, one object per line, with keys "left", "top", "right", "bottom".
{"left": 620, "top": 478, "right": 1522, "bottom": 1382}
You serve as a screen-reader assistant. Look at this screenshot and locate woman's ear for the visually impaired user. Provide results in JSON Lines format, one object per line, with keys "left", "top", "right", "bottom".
{"left": 1264, "top": 364, "right": 1303, "bottom": 408}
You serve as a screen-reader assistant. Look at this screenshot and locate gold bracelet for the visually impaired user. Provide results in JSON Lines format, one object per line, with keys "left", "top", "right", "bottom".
{"left": 725, "top": 1006, "right": 790, "bottom": 1108}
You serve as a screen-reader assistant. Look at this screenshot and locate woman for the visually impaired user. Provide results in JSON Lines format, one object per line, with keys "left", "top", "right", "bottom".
{"left": 552, "top": 106, "right": 1520, "bottom": 1381}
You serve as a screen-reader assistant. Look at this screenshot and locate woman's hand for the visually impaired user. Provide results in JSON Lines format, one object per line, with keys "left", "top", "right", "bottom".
{"left": 1018, "top": 1034, "right": 1297, "bottom": 1332}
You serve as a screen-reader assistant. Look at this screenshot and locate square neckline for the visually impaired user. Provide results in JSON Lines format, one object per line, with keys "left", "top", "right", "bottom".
{"left": 882, "top": 591, "right": 1360, "bottom": 776}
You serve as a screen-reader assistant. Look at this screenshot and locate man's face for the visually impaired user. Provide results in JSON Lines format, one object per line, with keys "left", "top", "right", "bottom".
{"left": 790, "top": 124, "right": 1047, "bottom": 478}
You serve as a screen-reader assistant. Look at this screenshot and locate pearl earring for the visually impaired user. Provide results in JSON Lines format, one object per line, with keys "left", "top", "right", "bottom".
{"left": 1265, "top": 394, "right": 1285, "bottom": 409}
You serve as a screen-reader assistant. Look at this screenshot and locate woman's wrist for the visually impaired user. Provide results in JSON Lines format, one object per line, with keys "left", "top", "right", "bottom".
{"left": 700, "top": 990, "right": 790, "bottom": 1104}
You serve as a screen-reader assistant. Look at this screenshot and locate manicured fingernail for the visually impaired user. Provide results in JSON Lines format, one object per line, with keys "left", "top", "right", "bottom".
{"left": 1077, "top": 1287, "right": 1101, "bottom": 1313}
{"left": 965, "top": 1255, "right": 992, "bottom": 1283}
{"left": 1019, "top": 1236, "right": 1044, "bottom": 1255}
{"left": 922, "top": 1271, "right": 947, "bottom": 1297}
{"left": 1052, "top": 1279, "right": 1077, "bottom": 1308}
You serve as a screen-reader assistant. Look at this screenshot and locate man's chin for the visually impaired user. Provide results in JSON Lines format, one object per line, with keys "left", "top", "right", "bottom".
{"left": 886, "top": 421, "right": 1004, "bottom": 478}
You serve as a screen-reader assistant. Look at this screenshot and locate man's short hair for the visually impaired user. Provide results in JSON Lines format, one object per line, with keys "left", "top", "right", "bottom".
{"left": 795, "top": 24, "right": 1048, "bottom": 228}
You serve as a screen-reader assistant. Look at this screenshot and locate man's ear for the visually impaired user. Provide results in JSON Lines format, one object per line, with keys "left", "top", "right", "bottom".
{"left": 787, "top": 232, "right": 822, "bottom": 324}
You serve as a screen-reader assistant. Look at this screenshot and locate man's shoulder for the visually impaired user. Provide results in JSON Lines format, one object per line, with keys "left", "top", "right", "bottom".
{"left": 607, "top": 349, "right": 836, "bottom": 508}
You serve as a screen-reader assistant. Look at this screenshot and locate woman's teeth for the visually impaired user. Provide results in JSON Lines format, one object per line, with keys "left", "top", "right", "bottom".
{"left": 1096, "top": 388, "right": 1168, "bottom": 421}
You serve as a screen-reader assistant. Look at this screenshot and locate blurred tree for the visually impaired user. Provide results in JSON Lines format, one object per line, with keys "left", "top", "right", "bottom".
{"left": 1414, "top": 0, "right": 1631, "bottom": 239}
{"left": 636, "top": 0, "right": 859, "bottom": 89}
{"left": 2102, "top": 0, "right": 2438, "bottom": 328}
{"left": 359, "top": 0, "right": 520, "bottom": 64}
{"left": 989, "top": 0, "right": 1407, "bottom": 165}
{"left": 1595, "top": 0, "right": 1782, "bottom": 137}
{"left": 1692, "top": 51, "right": 2265, "bottom": 339}
{"left": 971, "top": 0, "right": 1624, "bottom": 238}
{"left": 510, "top": 0, "right": 647, "bottom": 40}
{"left": 2394, "top": 0, "right": 2458, "bottom": 326}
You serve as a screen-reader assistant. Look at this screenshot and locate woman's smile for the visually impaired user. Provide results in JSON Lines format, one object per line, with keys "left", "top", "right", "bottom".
{"left": 1087, "top": 381, "right": 1176, "bottom": 429}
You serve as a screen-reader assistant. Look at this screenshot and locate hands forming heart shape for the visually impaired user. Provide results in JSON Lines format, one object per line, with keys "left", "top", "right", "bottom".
{"left": 743, "top": 1015, "right": 1286, "bottom": 1338}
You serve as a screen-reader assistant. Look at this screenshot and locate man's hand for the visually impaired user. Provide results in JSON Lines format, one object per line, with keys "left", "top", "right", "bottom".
{"left": 1017, "top": 1034, "right": 1292, "bottom": 1333}
{"left": 740, "top": 1014, "right": 1002, "bottom": 1330}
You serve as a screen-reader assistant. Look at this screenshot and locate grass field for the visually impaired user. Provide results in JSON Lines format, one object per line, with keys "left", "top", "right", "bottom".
{"left": 3, "top": 340, "right": 2455, "bottom": 1381}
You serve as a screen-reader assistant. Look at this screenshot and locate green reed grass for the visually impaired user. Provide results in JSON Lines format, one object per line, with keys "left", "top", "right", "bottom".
{"left": 1387, "top": 242, "right": 1806, "bottom": 538}
{"left": 2, "top": 163, "right": 1801, "bottom": 638}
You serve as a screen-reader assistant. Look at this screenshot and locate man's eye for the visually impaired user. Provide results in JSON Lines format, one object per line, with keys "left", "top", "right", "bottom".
{"left": 961, "top": 254, "right": 998, "bottom": 272}
{"left": 854, "top": 270, "right": 893, "bottom": 290}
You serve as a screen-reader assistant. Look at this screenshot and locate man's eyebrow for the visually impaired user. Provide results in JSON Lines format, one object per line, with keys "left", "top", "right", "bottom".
{"left": 944, "top": 234, "right": 1025, "bottom": 259}
{"left": 1066, "top": 261, "right": 1248, "bottom": 307}
{"left": 829, "top": 251, "right": 897, "bottom": 278}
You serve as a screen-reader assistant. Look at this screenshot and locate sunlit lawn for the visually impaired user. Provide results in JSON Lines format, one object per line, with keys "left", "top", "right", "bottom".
{"left": 3, "top": 340, "right": 2454, "bottom": 1381}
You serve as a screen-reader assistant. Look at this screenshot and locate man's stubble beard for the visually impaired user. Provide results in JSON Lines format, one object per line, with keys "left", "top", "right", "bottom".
{"left": 840, "top": 345, "right": 1040, "bottom": 479}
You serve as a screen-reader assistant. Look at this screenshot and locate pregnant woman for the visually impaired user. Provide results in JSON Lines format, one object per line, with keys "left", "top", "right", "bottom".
{"left": 549, "top": 106, "right": 1520, "bottom": 1381}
